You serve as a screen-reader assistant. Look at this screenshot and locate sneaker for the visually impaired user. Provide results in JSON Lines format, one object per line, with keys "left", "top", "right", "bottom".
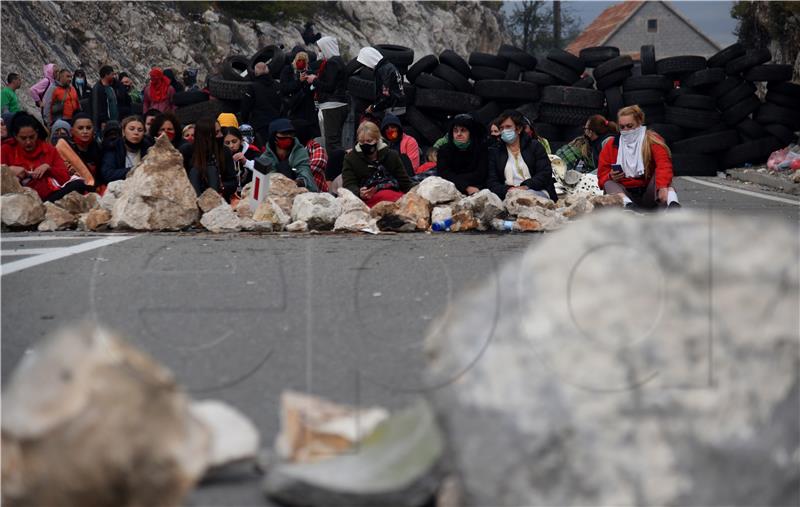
{"left": 667, "top": 201, "right": 681, "bottom": 209}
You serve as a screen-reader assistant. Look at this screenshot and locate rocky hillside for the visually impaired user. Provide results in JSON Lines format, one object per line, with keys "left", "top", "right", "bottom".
{"left": 1, "top": 1, "right": 508, "bottom": 112}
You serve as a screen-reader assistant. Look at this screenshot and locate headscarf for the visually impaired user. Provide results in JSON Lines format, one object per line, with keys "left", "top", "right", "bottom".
{"left": 356, "top": 47, "right": 383, "bottom": 69}
{"left": 50, "top": 119, "right": 72, "bottom": 144}
{"left": 147, "top": 67, "right": 170, "bottom": 103}
{"left": 317, "top": 36, "right": 339, "bottom": 60}
{"left": 217, "top": 113, "right": 239, "bottom": 129}
{"left": 616, "top": 126, "right": 647, "bottom": 178}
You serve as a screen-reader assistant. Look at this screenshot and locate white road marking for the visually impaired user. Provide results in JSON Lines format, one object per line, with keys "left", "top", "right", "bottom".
{"left": 0, "top": 235, "right": 112, "bottom": 242}
{"left": 1, "top": 236, "right": 135, "bottom": 276}
{"left": 1, "top": 248, "right": 65, "bottom": 256}
{"left": 681, "top": 176, "right": 800, "bottom": 206}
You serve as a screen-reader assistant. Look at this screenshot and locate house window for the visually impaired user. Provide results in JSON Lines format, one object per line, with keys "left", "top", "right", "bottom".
{"left": 647, "top": 19, "right": 658, "bottom": 32}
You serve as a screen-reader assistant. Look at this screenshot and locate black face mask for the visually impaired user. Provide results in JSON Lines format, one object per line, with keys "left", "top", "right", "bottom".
{"left": 360, "top": 143, "right": 376, "bottom": 155}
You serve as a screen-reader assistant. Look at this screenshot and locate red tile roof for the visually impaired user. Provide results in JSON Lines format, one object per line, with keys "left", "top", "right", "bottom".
{"left": 566, "top": 1, "right": 645, "bottom": 56}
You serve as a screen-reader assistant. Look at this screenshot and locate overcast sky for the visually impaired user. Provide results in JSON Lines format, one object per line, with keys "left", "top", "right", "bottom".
{"left": 562, "top": 1, "right": 738, "bottom": 47}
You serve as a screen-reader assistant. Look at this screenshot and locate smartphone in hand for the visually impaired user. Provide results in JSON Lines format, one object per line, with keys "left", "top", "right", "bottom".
{"left": 611, "top": 164, "right": 623, "bottom": 174}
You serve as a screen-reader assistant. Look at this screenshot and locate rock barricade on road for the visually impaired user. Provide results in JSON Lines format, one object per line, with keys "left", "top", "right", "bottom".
{"left": 38, "top": 202, "right": 77, "bottom": 231}
{"left": 291, "top": 192, "right": 341, "bottom": 231}
{"left": 1, "top": 187, "right": 46, "bottom": 228}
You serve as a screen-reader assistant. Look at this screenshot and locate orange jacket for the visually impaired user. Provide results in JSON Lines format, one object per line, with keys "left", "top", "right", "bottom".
{"left": 43, "top": 84, "right": 80, "bottom": 125}
{"left": 597, "top": 133, "right": 673, "bottom": 190}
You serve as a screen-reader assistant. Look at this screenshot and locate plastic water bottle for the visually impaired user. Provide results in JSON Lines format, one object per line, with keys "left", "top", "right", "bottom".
{"left": 431, "top": 218, "right": 453, "bottom": 232}
{"left": 491, "top": 219, "right": 516, "bottom": 231}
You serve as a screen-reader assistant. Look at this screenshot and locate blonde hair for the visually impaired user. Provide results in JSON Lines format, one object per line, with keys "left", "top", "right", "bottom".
{"left": 617, "top": 105, "right": 671, "bottom": 179}
{"left": 356, "top": 121, "right": 380, "bottom": 143}
{"left": 293, "top": 52, "right": 309, "bottom": 66}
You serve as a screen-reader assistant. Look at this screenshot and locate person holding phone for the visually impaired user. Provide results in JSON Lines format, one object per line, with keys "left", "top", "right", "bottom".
{"left": 597, "top": 105, "right": 680, "bottom": 209}
{"left": 279, "top": 52, "right": 319, "bottom": 139}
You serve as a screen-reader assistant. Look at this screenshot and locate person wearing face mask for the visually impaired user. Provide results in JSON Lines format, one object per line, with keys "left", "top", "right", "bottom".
{"left": 598, "top": 105, "right": 679, "bottom": 209}
{"left": 148, "top": 111, "right": 184, "bottom": 150}
{"left": 486, "top": 109, "right": 557, "bottom": 201}
{"left": 42, "top": 69, "right": 80, "bottom": 127}
{"left": 488, "top": 120, "right": 502, "bottom": 148}
{"left": 143, "top": 67, "right": 175, "bottom": 114}
{"left": 182, "top": 124, "right": 195, "bottom": 144}
{"left": 72, "top": 69, "right": 91, "bottom": 101}
{"left": 280, "top": 52, "right": 320, "bottom": 138}
{"left": 115, "top": 72, "right": 138, "bottom": 118}
{"left": 240, "top": 62, "right": 282, "bottom": 148}
{"left": 342, "top": 121, "right": 413, "bottom": 207}
{"left": 49, "top": 119, "right": 72, "bottom": 145}
{"left": 100, "top": 115, "right": 151, "bottom": 183}
{"left": 182, "top": 68, "right": 200, "bottom": 92}
{"left": 222, "top": 126, "right": 262, "bottom": 194}
{"left": 66, "top": 113, "right": 102, "bottom": 183}
{"left": 380, "top": 114, "right": 419, "bottom": 175}
{"left": 436, "top": 113, "right": 488, "bottom": 196}
{"left": 292, "top": 119, "right": 329, "bottom": 192}
{"left": 253, "top": 118, "right": 317, "bottom": 191}
{"left": 356, "top": 47, "right": 406, "bottom": 116}
{"left": 557, "top": 114, "right": 618, "bottom": 173}
{"left": 315, "top": 36, "right": 349, "bottom": 152}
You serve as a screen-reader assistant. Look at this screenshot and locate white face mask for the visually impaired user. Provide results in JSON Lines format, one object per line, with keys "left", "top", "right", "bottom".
{"left": 620, "top": 125, "right": 644, "bottom": 139}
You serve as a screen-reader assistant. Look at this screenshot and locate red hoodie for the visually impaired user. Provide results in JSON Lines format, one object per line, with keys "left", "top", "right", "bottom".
{"left": 597, "top": 134, "right": 673, "bottom": 191}
{"left": 1, "top": 138, "right": 70, "bottom": 200}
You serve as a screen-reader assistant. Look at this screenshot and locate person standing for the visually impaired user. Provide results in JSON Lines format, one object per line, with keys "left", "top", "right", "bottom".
{"left": 72, "top": 69, "right": 91, "bottom": 100}
{"left": 240, "top": 62, "right": 282, "bottom": 147}
{"left": 29, "top": 63, "right": 55, "bottom": 114}
{"left": 42, "top": 69, "right": 81, "bottom": 127}
{"left": 356, "top": 47, "right": 405, "bottom": 116}
{"left": 315, "top": 36, "right": 348, "bottom": 151}
{"left": 279, "top": 52, "right": 319, "bottom": 138}
{"left": 143, "top": 67, "right": 175, "bottom": 113}
{"left": 91, "top": 65, "right": 118, "bottom": 132}
{"left": 1, "top": 73, "right": 22, "bottom": 113}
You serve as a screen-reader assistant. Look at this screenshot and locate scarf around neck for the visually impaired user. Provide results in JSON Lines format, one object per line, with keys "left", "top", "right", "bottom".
{"left": 616, "top": 126, "right": 646, "bottom": 178}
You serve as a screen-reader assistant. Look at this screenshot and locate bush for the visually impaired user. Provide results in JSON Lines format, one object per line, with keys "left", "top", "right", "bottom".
{"left": 216, "top": 1, "right": 328, "bottom": 22}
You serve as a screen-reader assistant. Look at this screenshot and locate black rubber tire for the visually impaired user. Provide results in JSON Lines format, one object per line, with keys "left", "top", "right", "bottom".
{"left": 173, "top": 90, "right": 209, "bottom": 107}
{"left": 176, "top": 99, "right": 223, "bottom": 125}
{"left": 547, "top": 49, "right": 585, "bottom": 74}
{"left": 605, "top": 86, "right": 624, "bottom": 118}
{"left": 405, "top": 106, "right": 443, "bottom": 145}
{"left": 755, "top": 102, "right": 798, "bottom": 127}
{"left": 717, "top": 81, "right": 756, "bottom": 110}
{"left": 521, "top": 71, "right": 558, "bottom": 86}
{"left": 505, "top": 62, "right": 523, "bottom": 81}
{"left": 414, "top": 88, "right": 482, "bottom": 113}
{"left": 711, "top": 76, "right": 743, "bottom": 98}
{"left": 665, "top": 106, "right": 721, "bottom": 129}
{"left": 743, "top": 64, "right": 793, "bottom": 82}
{"left": 765, "top": 91, "right": 800, "bottom": 110}
{"left": 516, "top": 102, "right": 539, "bottom": 122}
{"left": 623, "top": 74, "right": 672, "bottom": 92}
{"left": 673, "top": 94, "right": 716, "bottom": 110}
{"left": 595, "top": 68, "right": 632, "bottom": 90}
{"left": 665, "top": 87, "right": 697, "bottom": 104}
{"left": 708, "top": 42, "right": 746, "bottom": 68}
{"left": 404, "top": 83, "right": 417, "bottom": 105}
{"left": 344, "top": 58, "right": 362, "bottom": 77}
{"left": 538, "top": 103, "right": 605, "bottom": 126}
{"left": 648, "top": 123, "right": 684, "bottom": 144}
{"left": 736, "top": 118, "right": 771, "bottom": 139}
{"left": 763, "top": 124, "right": 798, "bottom": 145}
{"left": 357, "top": 67, "right": 375, "bottom": 81}
{"left": 533, "top": 122, "right": 559, "bottom": 141}
{"left": 406, "top": 55, "right": 438, "bottom": 84}
{"left": 622, "top": 89, "right": 665, "bottom": 106}
{"left": 346, "top": 76, "right": 376, "bottom": 101}
{"left": 432, "top": 64, "right": 472, "bottom": 93}
{"left": 474, "top": 80, "right": 539, "bottom": 102}
{"left": 541, "top": 86, "right": 604, "bottom": 108}
{"left": 720, "top": 137, "right": 782, "bottom": 168}
{"left": 640, "top": 104, "right": 666, "bottom": 123}
{"left": 656, "top": 56, "right": 707, "bottom": 76}
{"left": 725, "top": 48, "right": 771, "bottom": 75}
{"left": 439, "top": 50, "right": 471, "bottom": 78}
{"left": 471, "top": 66, "right": 507, "bottom": 81}
{"left": 683, "top": 68, "right": 726, "bottom": 89}
{"left": 249, "top": 45, "right": 285, "bottom": 77}
{"left": 498, "top": 44, "right": 537, "bottom": 70}
{"left": 471, "top": 101, "right": 502, "bottom": 126}
{"left": 640, "top": 45, "right": 657, "bottom": 75}
{"left": 671, "top": 129, "right": 740, "bottom": 154}
{"left": 722, "top": 95, "right": 761, "bottom": 125}
{"left": 375, "top": 44, "right": 414, "bottom": 67}
{"left": 208, "top": 76, "right": 250, "bottom": 101}
{"left": 572, "top": 75, "right": 595, "bottom": 89}
{"left": 536, "top": 58, "right": 578, "bottom": 84}
{"left": 671, "top": 153, "right": 719, "bottom": 176}
{"left": 594, "top": 55, "right": 634, "bottom": 79}
{"left": 414, "top": 73, "right": 454, "bottom": 91}
{"left": 768, "top": 81, "right": 800, "bottom": 98}
{"left": 579, "top": 46, "right": 620, "bottom": 67}
{"left": 469, "top": 52, "right": 507, "bottom": 70}
{"left": 560, "top": 125, "right": 585, "bottom": 141}
{"left": 222, "top": 55, "right": 252, "bottom": 81}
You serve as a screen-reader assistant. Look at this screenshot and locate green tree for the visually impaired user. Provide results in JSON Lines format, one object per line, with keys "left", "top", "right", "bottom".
{"left": 506, "top": 0, "right": 581, "bottom": 56}
{"left": 731, "top": 1, "right": 800, "bottom": 65}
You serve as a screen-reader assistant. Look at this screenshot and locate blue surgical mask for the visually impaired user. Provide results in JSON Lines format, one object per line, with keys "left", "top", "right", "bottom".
{"left": 75, "top": 78, "right": 85, "bottom": 86}
{"left": 501, "top": 128, "right": 517, "bottom": 144}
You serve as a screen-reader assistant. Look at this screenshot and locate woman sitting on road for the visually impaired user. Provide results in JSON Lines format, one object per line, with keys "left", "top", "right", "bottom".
{"left": 222, "top": 126, "right": 261, "bottom": 195}
{"left": 179, "top": 116, "right": 237, "bottom": 200}
{"left": 100, "top": 115, "right": 151, "bottom": 183}
{"left": 148, "top": 111, "right": 184, "bottom": 150}
{"left": 68, "top": 113, "right": 102, "bottom": 182}
{"left": 436, "top": 113, "right": 488, "bottom": 196}
{"left": 342, "top": 121, "right": 413, "bottom": 207}
{"left": 486, "top": 109, "right": 556, "bottom": 201}
{"left": 253, "top": 118, "right": 317, "bottom": 192}
{"left": 597, "top": 105, "right": 680, "bottom": 209}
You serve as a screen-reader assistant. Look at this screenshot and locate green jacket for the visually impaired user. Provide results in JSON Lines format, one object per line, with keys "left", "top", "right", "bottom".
{"left": 255, "top": 139, "right": 317, "bottom": 192}
{"left": 342, "top": 141, "right": 413, "bottom": 195}
{"left": 1, "top": 87, "right": 20, "bottom": 113}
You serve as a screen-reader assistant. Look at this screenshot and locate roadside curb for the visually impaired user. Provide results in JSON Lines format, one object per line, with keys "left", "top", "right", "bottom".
{"left": 727, "top": 168, "right": 800, "bottom": 195}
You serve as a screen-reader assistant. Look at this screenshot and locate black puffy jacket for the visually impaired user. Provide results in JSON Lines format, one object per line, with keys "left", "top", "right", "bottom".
{"left": 372, "top": 59, "right": 405, "bottom": 112}
{"left": 486, "top": 135, "right": 557, "bottom": 201}
{"left": 240, "top": 75, "right": 282, "bottom": 131}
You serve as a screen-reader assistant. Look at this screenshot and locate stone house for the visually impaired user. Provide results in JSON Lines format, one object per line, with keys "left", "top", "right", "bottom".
{"left": 567, "top": 1, "right": 721, "bottom": 59}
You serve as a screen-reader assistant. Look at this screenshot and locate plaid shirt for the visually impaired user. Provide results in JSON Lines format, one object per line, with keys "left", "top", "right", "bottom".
{"left": 555, "top": 137, "right": 594, "bottom": 172}
{"left": 305, "top": 140, "right": 329, "bottom": 192}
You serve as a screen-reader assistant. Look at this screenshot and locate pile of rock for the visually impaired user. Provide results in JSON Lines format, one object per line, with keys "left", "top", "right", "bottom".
{"left": 1, "top": 137, "right": 624, "bottom": 235}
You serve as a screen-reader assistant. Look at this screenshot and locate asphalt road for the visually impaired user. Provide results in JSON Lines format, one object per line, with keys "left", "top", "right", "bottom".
{"left": 1, "top": 176, "right": 798, "bottom": 506}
